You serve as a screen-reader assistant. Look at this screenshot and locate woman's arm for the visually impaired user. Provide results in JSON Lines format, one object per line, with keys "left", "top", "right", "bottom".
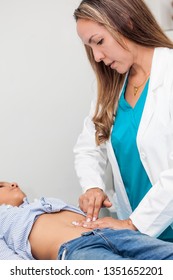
{"left": 74, "top": 100, "right": 112, "bottom": 220}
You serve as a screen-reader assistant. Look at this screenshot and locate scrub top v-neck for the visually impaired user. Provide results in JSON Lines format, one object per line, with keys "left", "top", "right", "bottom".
{"left": 111, "top": 79, "right": 151, "bottom": 211}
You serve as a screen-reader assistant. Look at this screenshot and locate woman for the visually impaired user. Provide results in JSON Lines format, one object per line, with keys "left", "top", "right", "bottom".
{"left": 73, "top": 0, "right": 173, "bottom": 242}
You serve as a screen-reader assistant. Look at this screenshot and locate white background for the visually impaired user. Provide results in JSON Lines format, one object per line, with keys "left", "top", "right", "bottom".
{"left": 0, "top": 0, "right": 173, "bottom": 205}
{"left": 0, "top": 0, "right": 95, "bottom": 204}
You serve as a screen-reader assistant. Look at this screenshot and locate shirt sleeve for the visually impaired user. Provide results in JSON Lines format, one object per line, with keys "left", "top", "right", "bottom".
{"left": 0, "top": 237, "right": 24, "bottom": 260}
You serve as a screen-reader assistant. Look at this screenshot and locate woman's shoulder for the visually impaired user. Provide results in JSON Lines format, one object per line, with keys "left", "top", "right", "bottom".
{"left": 152, "top": 47, "right": 173, "bottom": 73}
{"left": 154, "top": 47, "right": 173, "bottom": 58}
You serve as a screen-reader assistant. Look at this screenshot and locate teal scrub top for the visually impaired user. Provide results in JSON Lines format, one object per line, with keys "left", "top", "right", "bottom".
{"left": 111, "top": 79, "right": 173, "bottom": 242}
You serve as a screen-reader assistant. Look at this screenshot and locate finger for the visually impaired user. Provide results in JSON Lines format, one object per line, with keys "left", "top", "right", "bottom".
{"left": 92, "top": 197, "right": 103, "bottom": 221}
{"left": 82, "top": 221, "right": 99, "bottom": 229}
{"left": 85, "top": 197, "right": 96, "bottom": 222}
{"left": 81, "top": 198, "right": 90, "bottom": 213}
{"left": 92, "top": 191, "right": 109, "bottom": 220}
{"left": 82, "top": 219, "right": 110, "bottom": 230}
{"left": 102, "top": 197, "right": 112, "bottom": 208}
{"left": 79, "top": 195, "right": 89, "bottom": 213}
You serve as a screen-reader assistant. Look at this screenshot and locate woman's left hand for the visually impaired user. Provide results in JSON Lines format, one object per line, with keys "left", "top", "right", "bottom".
{"left": 73, "top": 217, "right": 137, "bottom": 231}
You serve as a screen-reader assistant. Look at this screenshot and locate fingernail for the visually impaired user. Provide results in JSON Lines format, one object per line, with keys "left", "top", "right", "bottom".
{"left": 92, "top": 217, "right": 96, "bottom": 222}
{"left": 86, "top": 218, "right": 91, "bottom": 223}
{"left": 72, "top": 221, "right": 79, "bottom": 226}
{"left": 83, "top": 223, "right": 88, "bottom": 227}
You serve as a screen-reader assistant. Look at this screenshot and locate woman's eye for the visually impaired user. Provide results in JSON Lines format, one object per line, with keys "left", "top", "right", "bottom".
{"left": 97, "top": 39, "right": 104, "bottom": 45}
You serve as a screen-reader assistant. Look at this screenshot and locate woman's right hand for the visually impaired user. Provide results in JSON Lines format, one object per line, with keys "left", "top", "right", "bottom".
{"left": 79, "top": 188, "right": 112, "bottom": 222}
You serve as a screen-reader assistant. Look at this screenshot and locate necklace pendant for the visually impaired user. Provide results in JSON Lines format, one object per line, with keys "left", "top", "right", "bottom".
{"left": 134, "top": 86, "right": 138, "bottom": 96}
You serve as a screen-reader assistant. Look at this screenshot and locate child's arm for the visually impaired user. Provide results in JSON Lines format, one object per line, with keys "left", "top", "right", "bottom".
{"left": 0, "top": 237, "right": 24, "bottom": 260}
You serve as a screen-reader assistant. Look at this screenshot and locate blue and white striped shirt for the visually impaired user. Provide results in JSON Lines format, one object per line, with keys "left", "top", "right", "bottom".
{"left": 0, "top": 197, "right": 85, "bottom": 260}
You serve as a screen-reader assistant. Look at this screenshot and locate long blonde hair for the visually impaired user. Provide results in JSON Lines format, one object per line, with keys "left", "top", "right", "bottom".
{"left": 74, "top": 0, "right": 173, "bottom": 145}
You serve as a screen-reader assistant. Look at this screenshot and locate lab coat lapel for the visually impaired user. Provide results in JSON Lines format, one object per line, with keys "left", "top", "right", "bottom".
{"left": 137, "top": 48, "right": 167, "bottom": 143}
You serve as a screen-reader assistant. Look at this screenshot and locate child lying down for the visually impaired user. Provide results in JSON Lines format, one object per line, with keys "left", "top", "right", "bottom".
{"left": 0, "top": 181, "right": 173, "bottom": 260}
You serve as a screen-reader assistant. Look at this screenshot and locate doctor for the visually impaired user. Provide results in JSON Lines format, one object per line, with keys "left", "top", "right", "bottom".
{"left": 73, "top": 0, "right": 173, "bottom": 242}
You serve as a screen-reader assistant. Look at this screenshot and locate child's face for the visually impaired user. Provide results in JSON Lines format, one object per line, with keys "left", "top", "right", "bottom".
{"left": 0, "top": 182, "right": 26, "bottom": 206}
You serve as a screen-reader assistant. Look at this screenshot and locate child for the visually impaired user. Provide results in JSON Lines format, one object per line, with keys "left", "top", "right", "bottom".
{"left": 0, "top": 182, "right": 173, "bottom": 260}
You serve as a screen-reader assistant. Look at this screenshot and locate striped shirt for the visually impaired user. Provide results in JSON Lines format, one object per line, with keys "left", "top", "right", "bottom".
{"left": 0, "top": 197, "right": 85, "bottom": 260}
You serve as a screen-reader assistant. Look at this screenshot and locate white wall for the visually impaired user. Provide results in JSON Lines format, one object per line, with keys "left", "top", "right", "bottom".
{"left": 0, "top": 0, "right": 95, "bottom": 204}
{"left": 145, "top": 0, "right": 173, "bottom": 31}
{"left": 145, "top": 0, "right": 173, "bottom": 39}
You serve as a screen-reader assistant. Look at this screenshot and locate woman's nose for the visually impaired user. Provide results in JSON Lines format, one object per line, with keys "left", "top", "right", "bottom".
{"left": 93, "top": 49, "right": 105, "bottom": 63}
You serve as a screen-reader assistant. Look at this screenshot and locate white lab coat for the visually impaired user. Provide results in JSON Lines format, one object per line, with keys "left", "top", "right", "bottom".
{"left": 74, "top": 47, "right": 173, "bottom": 237}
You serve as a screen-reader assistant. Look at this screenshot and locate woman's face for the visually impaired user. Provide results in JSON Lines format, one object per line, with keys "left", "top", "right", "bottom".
{"left": 76, "top": 19, "right": 134, "bottom": 74}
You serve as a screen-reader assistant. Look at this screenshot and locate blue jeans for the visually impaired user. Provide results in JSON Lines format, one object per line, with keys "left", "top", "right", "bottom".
{"left": 58, "top": 228, "right": 173, "bottom": 260}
